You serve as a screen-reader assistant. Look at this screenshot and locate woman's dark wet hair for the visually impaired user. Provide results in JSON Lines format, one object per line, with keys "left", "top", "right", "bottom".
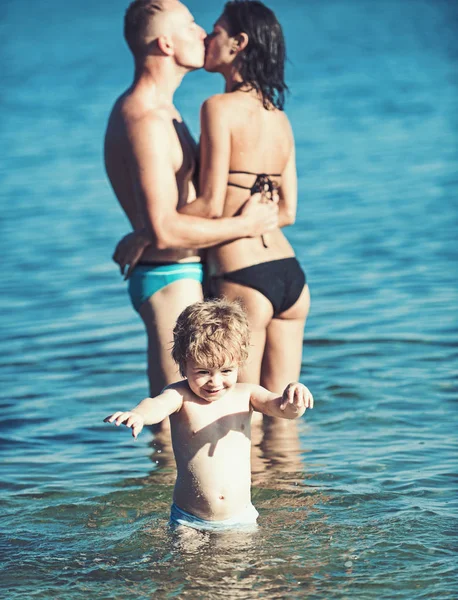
{"left": 223, "top": 0, "right": 288, "bottom": 110}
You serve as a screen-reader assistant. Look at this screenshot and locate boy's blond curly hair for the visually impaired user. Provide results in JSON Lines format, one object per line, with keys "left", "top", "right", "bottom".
{"left": 172, "top": 299, "right": 250, "bottom": 376}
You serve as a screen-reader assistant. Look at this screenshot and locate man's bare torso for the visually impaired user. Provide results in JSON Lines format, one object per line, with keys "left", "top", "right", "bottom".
{"left": 104, "top": 89, "right": 200, "bottom": 263}
{"left": 169, "top": 382, "right": 254, "bottom": 520}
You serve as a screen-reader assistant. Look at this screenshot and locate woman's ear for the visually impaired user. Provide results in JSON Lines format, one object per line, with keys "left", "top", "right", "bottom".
{"left": 232, "top": 32, "right": 249, "bottom": 54}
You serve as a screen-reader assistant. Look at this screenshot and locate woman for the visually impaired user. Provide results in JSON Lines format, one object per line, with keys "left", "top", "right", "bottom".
{"left": 192, "top": 0, "right": 310, "bottom": 393}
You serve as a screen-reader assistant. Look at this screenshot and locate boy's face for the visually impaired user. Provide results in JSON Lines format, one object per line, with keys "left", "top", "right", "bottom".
{"left": 184, "top": 359, "right": 239, "bottom": 402}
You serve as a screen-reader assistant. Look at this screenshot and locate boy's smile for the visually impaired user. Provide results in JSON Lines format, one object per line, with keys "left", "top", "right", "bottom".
{"left": 185, "top": 360, "right": 239, "bottom": 402}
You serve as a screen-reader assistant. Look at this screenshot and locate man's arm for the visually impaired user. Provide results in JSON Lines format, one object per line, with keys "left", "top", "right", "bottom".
{"left": 127, "top": 112, "right": 277, "bottom": 250}
{"left": 249, "top": 382, "right": 314, "bottom": 420}
{"left": 103, "top": 386, "right": 184, "bottom": 438}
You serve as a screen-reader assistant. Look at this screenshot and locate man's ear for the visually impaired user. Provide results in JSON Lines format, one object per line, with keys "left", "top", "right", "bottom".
{"left": 232, "top": 32, "right": 248, "bottom": 54}
{"left": 157, "top": 34, "right": 174, "bottom": 56}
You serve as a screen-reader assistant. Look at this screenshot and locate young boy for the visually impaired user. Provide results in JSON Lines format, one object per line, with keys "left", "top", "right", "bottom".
{"left": 104, "top": 299, "right": 314, "bottom": 531}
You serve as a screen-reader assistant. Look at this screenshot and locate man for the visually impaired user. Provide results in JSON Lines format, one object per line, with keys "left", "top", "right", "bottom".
{"left": 104, "top": 0, "right": 277, "bottom": 399}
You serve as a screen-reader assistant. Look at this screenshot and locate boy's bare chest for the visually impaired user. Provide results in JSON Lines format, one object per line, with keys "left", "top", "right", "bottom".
{"left": 172, "top": 398, "right": 252, "bottom": 454}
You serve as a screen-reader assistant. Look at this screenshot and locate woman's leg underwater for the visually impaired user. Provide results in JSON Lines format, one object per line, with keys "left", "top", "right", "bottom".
{"left": 216, "top": 279, "right": 273, "bottom": 384}
{"left": 261, "top": 284, "right": 310, "bottom": 391}
{"left": 261, "top": 284, "right": 311, "bottom": 432}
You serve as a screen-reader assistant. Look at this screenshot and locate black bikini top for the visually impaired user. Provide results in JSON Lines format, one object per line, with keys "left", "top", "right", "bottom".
{"left": 227, "top": 170, "right": 281, "bottom": 198}
{"left": 228, "top": 170, "right": 281, "bottom": 248}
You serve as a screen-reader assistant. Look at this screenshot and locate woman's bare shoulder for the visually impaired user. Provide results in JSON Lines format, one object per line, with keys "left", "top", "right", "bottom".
{"left": 201, "top": 93, "right": 233, "bottom": 112}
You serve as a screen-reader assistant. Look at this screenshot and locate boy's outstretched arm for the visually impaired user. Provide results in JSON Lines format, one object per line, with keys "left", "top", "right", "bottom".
{"left": 103, "top": 387, "right": 183, "bottom": 438}
{"left": 250, "top": 382, "right": 314, "bottom": 419}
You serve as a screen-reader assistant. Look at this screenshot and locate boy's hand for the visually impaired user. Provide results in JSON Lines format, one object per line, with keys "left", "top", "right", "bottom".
{"left": 103, "top": 411, "right": 144, "bottom": 439}
{"left": 280, "top": 383, "right": 314, "bottom": 413}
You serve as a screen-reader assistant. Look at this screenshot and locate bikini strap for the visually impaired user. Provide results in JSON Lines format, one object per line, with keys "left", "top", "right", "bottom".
{"left": 229, "top": 170, "right": 282, "bottom": 177}
{"left": 228, "top": 170, "right": 257, "bottom": 175}
{"left": 227, "top": 181, "right": 252, "bottom": 190}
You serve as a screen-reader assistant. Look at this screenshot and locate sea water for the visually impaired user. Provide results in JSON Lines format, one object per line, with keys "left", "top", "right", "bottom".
{"left": 1, "top": 0, "right": 457, "bottom": 598}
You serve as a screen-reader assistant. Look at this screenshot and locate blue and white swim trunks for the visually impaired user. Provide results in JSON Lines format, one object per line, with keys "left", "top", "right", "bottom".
{"left": 169, "top": 502, "right": 259, "bottom": 532}
{"left": 128, "top": 263, "right": 204, "bottom": 312}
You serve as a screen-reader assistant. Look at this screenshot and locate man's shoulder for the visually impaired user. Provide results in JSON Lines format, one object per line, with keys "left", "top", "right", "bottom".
{"left": 122, "top": 102, "right": 172, "bottom": 133}
{"left": 107, "top": 90, "right": 169, "bottom": 129}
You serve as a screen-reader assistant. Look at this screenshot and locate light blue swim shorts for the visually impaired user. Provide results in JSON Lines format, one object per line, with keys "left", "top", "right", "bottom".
{"left": 128, "top": 263, "right": 204, "bottom": 312}
{"left": 169, "top": 502, "right": 259, "bottom": 532}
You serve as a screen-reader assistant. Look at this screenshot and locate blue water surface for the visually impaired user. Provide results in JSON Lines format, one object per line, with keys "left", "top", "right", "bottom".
{"left": 1, "top": 0, "right": 457, "bottom": 598}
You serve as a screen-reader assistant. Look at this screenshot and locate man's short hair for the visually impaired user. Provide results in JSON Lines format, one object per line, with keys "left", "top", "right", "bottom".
{"left": 124, "top": 0, "right": 165, "bottom": 59}
{"left": 172, "top": 299, "right": 250, "bottom": 376}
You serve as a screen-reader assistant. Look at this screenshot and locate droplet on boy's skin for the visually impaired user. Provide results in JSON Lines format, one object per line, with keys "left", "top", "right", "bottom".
{"left": 219, "top": 495, "right": 224, "bottom": 500}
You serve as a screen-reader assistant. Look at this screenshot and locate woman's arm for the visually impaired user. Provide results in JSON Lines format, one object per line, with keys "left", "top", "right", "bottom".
{"left": 179, "top": 95, "right": 231, "bottom": 219}
{"left": 277, "top": 122, "right": 298, "bottom": 228}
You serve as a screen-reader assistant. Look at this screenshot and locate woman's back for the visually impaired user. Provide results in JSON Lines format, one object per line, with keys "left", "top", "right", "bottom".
{"left": 200, "top": 90, "right": 296, "bottom": 274}
{"left": 222, "top": 91, "right": 293, "bottom": 218}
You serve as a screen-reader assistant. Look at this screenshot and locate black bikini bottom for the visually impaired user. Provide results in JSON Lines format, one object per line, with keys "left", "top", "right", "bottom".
{"left": 208, "top": 257, "right": 306, "bottom": 317}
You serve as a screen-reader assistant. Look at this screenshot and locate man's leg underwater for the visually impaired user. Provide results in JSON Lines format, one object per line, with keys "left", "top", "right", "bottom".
{"left": 138, "top": 279, "right": 204, "bottom": 425}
